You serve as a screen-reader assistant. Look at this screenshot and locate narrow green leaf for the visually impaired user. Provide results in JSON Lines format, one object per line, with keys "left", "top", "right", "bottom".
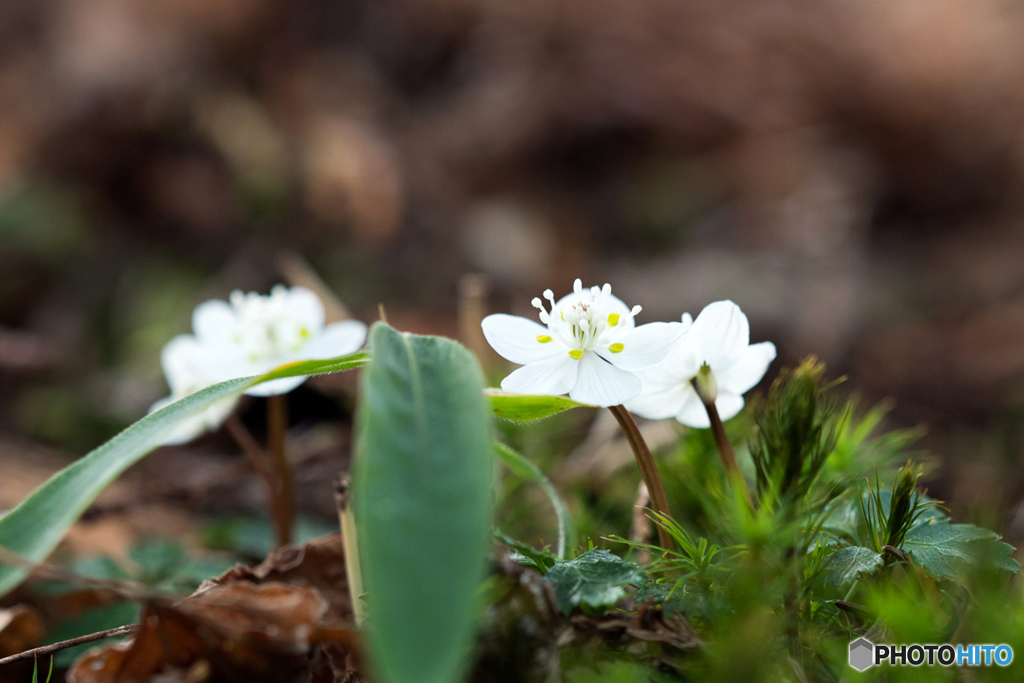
{"left": 494, "top": 443, "right": 572, "bottom": 559}
{"left": 544, "top": 549, "right": 643, "bottom": 614}
{"left": 486, "top": 389, "right": 592, "bottom": 422}
{"left": 823, "top": 546, "right": 883, "bottom": 586}
{"left": 0, "top": 351, "right": 368, "bottom": 596}
{"left": 903, "top": 520, "right": 1021, "bottom": 580}
{"left": 354, "top": 324, "right": 493, "bottom": 683}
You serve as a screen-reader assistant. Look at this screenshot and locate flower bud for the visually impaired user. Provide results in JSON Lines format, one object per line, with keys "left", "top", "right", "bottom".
{"left": 694, "top": 363, "right": 717, "bottom": 404}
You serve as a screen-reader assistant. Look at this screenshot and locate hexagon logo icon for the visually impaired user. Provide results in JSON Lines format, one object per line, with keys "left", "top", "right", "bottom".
{"left": 849, "top": 637, "right": 874, "bottom": 671}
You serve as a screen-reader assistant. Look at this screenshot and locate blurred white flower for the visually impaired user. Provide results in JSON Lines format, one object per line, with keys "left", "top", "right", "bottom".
{"left": 481, "top": 279, "right": 685, "bottom": 407}
{"left": 192, "top": 285, "right": 367, "bottom": 396}
{"left": 626, "top": 300, "right": 775, "bottom": 428}
{"left": 149, "top": 335, "right": 239, "bottom": 445}
{"left": 149, "top": 285, "right": 368, "bottom": 445}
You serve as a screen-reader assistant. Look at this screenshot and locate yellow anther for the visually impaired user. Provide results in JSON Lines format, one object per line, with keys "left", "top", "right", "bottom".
{"left": 607, "top": 313, "right": 621, "bottom": 327}
{"left": 537, "top": 335, "right": 553, "bottom": 343}
{"left": 609, "top": 343, "right": 624, "bottom": 353}
{"left": 568, "top": 349, "right": 584, "bottom": 360}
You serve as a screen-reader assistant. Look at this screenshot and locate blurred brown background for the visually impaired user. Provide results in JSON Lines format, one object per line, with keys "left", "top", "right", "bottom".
{"left": 2, "top": 0, "right": 1024, "bottom": 539}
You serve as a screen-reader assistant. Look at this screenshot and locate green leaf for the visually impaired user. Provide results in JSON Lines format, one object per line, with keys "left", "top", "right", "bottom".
{"left": 823, "top": 546, "right": 883, "bottom": 586}
{"left": 903, "top": 520, "right": 1021, "bottom": 580}
{"left": 0, "top": 351, "right": 368, "bottom": 596}
{"left": 486, "top": 389, "right": 592, "bottom": 422}
{"left": 494, "top": 443, "right": 572, "bottom": 558}
{"left": 353, "top": 324, "right": 494, "bottom": 683}
{"left": 545, "top": 549, "right": 643, "bottom": 614}
{"left": 497, "top": 533, "right": 560, "bottom": 574}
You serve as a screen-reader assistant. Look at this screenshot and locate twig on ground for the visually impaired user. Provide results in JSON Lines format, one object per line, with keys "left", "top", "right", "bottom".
{"left": 0, "top": 624, "right": 138, "bottom": 667}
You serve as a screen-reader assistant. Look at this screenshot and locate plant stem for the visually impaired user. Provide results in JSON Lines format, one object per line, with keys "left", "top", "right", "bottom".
{"left": 225, "top": 415, "right": 284, "bottom": 535}
{"left": 335, "top": 475, "right": 366, "bottom": 627}
{"left": 700, "top": 398, "right": 753, "bottom": 507}
{"left": 267, "top": 394, "right": 295, "bottom": 546}
{"left": 608, "top": 405, "right": 674, "bottom": 550}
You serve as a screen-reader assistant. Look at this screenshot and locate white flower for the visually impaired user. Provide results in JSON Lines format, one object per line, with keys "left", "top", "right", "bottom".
{"left": 191, "top": 285, "right": 368, "bottom": 396}
{"left": 149, "top": 335, "right": 239, "bottom": 445}
{"left": 626, "top": 300, "right": 776, "bottom": 428}
{"left": 481, "top": 279, "right": 685, "bottom": 407}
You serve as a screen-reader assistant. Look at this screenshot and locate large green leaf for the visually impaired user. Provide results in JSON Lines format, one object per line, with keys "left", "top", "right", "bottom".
{"left": 823, "top": 546, "right": 883, "bottom": 586}
{"left": 0, "top": 351, "right": 368, "bottom": 596}
{"left": 486, "top": 389, "right": 592, "bottom": 422}
{"left": 903, "top": 520, "right": 1021, "bottom": 580}
{"left": 494, "top": 443, "right": 572, "bottom": 559}
{"left": 353, "top": 324, "right": 493, "bottom": 683}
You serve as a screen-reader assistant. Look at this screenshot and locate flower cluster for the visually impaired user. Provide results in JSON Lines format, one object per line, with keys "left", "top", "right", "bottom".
{"left": 482, "top": 282, "right": 775, "bottom": 427}
{"left": 151, "top": 285, "right": 367, "bottom": 444}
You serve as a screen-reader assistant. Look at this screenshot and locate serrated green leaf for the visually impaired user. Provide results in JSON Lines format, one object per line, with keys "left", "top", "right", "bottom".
{"left": 903, "top": 521, "right": 1021, "bottom": 580}
{"left": 824, "top": 546, "right": 883, "bottom": 586}
{"left": 0, "top": 351, "right": 368, "bottom": 597}
{"left": 545, "top": 549, "right": 643, "bottom": 613}
{"left": 494, "top": 443, "right": 572, "bottom": 558}
{"left": 353, "top": 324, "right": 493, "bottom": 683}
{"left": 486, "top": 389, "right": 592, "bottom": 422}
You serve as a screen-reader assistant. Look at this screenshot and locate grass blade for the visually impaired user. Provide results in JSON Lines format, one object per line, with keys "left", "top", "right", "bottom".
{"left": 494, "top": 443, "right": 571, "bottom": 559}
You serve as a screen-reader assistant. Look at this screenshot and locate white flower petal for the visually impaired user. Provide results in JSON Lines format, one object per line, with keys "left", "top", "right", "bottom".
{"left": 192, "top": 299, "right": 237, "bottom": 345}
{"left": 715, "top": 342, "right": 776, "bottom": 395}
{"left": 625, "top": 374, "right": 691, "bottom": 420}
{"left": 299, "top": 320, "right": 367, "bottom": 360}
{"left": 568, "top": 352, "right": 642, "bottom": 407}
{"left": 675, "top": 389, "right": 710, "bottom": 428}
{"left": 482, "top": 314, "right": 565, "bottom": 364}
{"left": 500, "top": 353, "right": 579, "bottom": 395}
{"left": 715, "top": 393, "right": 745, "bottom": 422}
{"left": 245, "top": 376, "right": 308, "bottom": 397}
{"left": 655, "top": 343, "right": 702, "bottom": 381}
{"left": 160, "top": 335, "right": 206, "bottom": 392}
{"left": 285, "top": 286, "right": 326, "bottom": 333}
{"left": 688, "top": 300, "right": 749, "bottom": 366}
{"left": 600, "top": 322, "right": 686, "bottom": 371}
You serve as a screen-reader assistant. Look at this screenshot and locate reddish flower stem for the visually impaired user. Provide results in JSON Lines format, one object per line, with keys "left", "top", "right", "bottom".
{"left": 701, "top": 399, "right": 753, "bottom": 507}
{"left": 609, "top": 405, "right": 675, "bottom": 550}
{"left": 225, "top": 415, "right": 286, "bottom": 539}
{"left": 267, "top": 394, "right": 295, "bottom": 546}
